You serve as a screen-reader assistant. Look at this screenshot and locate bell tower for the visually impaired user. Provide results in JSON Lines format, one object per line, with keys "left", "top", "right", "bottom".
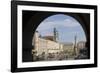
{"left": 53, "top": 28, "right": 59, "bottom": 42}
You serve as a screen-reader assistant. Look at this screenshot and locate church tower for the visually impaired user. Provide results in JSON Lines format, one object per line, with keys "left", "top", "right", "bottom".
{"left": 53, "top": 28, "right": 59, "bottom": 42}
{"left": 74, "top": 35, "right": 79, "bottom": 56}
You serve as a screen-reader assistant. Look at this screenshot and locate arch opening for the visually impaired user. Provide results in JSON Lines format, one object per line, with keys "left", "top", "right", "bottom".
{"left": 32, "top": 14, "right": 89, "bottom": 61}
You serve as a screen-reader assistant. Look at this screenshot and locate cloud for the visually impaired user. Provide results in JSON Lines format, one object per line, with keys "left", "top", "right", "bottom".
{"left": 36, "top": 18, "right": 80, "bottom": 31}
{"left": 63, "top": 19, "right": 80, "bottom": 27}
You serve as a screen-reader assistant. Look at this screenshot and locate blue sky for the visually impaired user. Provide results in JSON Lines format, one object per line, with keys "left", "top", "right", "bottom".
{"left": 36, "top": 14, "right": 86, "bottom": 43}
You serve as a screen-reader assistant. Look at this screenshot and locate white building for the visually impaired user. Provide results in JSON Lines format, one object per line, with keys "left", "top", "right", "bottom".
{"left": 77, "top": 41, "right": 86, "bottom": 49}
{"left": 32, "top": 31, "right": 63, "bottom": 57}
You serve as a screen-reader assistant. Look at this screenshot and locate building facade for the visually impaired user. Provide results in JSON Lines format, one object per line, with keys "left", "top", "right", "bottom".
{"left": 77, "top": 41, "right": 86, "bottom": 49}
{"left": 32, "top": 31, "right": 63, "bottom": 60}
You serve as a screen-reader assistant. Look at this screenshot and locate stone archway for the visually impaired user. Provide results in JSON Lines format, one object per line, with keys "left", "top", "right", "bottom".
{"left": 22, "top": 11, "right": 90, "bottom": 62}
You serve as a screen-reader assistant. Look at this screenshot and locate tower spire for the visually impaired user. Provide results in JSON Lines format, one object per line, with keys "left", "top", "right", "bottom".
{"left": 75, "top": 35, "right": 77, "bottom": 47}
{"left": 53, "top": 28, "right": 59, "bottom": 42}
{"left": 74, "top": 35, "right": 77, "bottom": 55}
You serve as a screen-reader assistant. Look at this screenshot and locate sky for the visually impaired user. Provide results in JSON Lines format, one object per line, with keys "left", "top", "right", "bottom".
{"left": 36, "top": 14, "right": 86, "bottom": 43}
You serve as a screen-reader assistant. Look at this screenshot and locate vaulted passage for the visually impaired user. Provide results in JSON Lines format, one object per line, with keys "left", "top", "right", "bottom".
{"left": 22, "top": 11, "right": 90, "bottom": 62}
